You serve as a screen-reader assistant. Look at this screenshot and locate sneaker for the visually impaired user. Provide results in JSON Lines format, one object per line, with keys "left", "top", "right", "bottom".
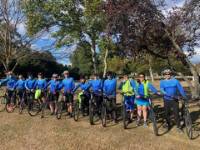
{"left": 50, "top": 112, "right": 54, "bottom": 116}
{"left": 143, "top": 122, "right": 148, "bottom": 128}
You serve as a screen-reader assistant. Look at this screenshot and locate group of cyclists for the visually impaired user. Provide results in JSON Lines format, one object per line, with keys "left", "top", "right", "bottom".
{"left": 0, "top": 69, "right": 188, "bottom": 134}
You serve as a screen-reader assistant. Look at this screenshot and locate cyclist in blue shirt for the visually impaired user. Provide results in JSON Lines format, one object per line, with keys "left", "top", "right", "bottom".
{"left": 47, "top": 74, "right": 62, "bottom": 115}
{"left": 135, "top": 73, "right": 159, "bottom": 127}
{"left": 73, "top": 76, "right": 91, "bottom": 116}
{"left": 89, "top": 74, "right": 103, "bottom": 114}
{"left": 60, "top": 70, "right": 75, "bottom": 116}
{"left": 25, "top": 74, "right": 36, "bottom": 105}
{"left": 34, "top": 73, "right": 47, "bottom": 102}
{"left": 0, "top": 71, "right": 17, "bottom": 105}
{"left": 14, "top": 75, "right": 26, "bottom": 104}
{"left": 103, "top": 72, "right": 117, "bottom": 122}
{"left": 25, "top": 74, "right": 36, "bottom": 91}
{"left": 160, "top": 69, "right": 187, "bottom": 132}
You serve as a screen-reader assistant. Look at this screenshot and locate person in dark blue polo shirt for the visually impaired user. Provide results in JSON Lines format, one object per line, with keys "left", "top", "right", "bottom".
{"left": 160, "top": 69, "right": 187, "bottom": 132}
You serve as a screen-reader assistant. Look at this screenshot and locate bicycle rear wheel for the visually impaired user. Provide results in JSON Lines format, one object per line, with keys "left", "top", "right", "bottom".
{"left": 89, "top": 99, "right": 95, "bottom": 125}
{"left": 184, "top": 109, "right": 193, "bottom": 139}
{"left": 28, "top": 100, "right": 41, "bottom": 116}
{"left": 73, "top": 101, "right": 80, "bottom": 121}
{"left": 19, "top": 99, "right": 26, "bottom": 114}
{"left": 101, "top": 102, "right": 107, "bottom": 127}
{"left": 0, "top": 96, "right": 6, "bottom": 112}
{"left": 6, "top": 103, "right": 16, "bottom": 113}
{"left": 149, "top": 108, "right": 158, "bottom": 136}
{"left": 122, "top": 103, "right": 129, "bottom": 129}
{"left": 56, "top": 101, "right": 64, "bottom": 119}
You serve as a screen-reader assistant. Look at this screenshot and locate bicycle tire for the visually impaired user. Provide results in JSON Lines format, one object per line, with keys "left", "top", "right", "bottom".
{"left": 0, "top": 96, "right": 6, "bottom": 112}
{"left": 89, "top": 99, "right": 94, "bottom": 125}
{"left": 149, "top": 108, "right": 158, "bottom": 136}
{"left": 184, "top": 109, "right": 193, "bottom": 139}
{"left": 56, "top": 101, "right": 64, "bottom": 119}
{"left": 73, "top": 101, "right": 80, "bottom": 121}
{"left": 6, "top": 103, "right": 15, "bottom": 113}
{"left": 101, "top": 101, "right": 107, "bottom": 127}
{"left": 28, "top": 99, "right": 41, "bottom": 116}
{"left": 122, "top": 102, "right": 129, "bottom": 129}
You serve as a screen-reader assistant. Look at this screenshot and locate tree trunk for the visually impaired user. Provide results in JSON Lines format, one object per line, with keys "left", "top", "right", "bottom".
{"left": 165, "top": 29, "right": 200, "bottom": 98}
{"left": 103, "top": 48, "right": 109, "bottom": 78}
{"left": 91, "top": 39, "right": 97, "bottom": 74}
{"left": 148, "top": 55, "right": 154, "bottom": 82}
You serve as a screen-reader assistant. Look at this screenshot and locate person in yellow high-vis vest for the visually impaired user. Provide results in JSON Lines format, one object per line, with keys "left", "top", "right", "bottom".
{"left": 135, "top": 73, "right": 159, "bottom": 127}
{"left": 119, "top": 74, "right": 137, "bottom": 120}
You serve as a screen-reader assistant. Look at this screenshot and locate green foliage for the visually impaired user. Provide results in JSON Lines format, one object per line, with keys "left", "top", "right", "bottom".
{"left": 70, "top": 41, "right": 93, "bottom": 75}
{"left": 15, "top": 51, "right": 65, "bottom": 78}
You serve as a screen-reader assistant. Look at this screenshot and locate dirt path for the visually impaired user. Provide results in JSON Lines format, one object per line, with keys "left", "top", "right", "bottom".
{"left": 0, "top": 110, "right": 199, "bottom": 150}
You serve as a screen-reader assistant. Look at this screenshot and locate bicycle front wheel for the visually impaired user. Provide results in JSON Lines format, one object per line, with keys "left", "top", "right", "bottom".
{"left": 73, "top": 101, "right": 80, "bottom": 121}
{"left": 149, "top": 108, "right": 158, "bottom": 136}
{"left": 184, "top": 109, "right": 193, "bottom": 139}
{"left": 122, "top": 103, "right": 129, "bottom": 129}
{"left": 28, "top": 100, "right": 41, "bottom": 116}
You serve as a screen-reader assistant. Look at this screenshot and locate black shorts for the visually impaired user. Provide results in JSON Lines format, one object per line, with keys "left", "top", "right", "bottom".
{"left": 6, "top": 90, "right": 15, "bottom": 104}
{"left": 16, "top": 89, "right": 25, "bottom": 99}
{"left": 64, "top": 93, "right": 73, "bottom": 103}
{"left": 49, "top": 92, "right": 59, "bottom": 102}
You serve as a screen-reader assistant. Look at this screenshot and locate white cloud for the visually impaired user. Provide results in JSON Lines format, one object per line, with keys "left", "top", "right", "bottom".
{"left": 17, "top": 23, "right": 26, "bottom": 35}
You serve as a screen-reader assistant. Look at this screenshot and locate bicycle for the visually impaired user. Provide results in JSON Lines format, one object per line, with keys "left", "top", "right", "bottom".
{"left": 27, "top": 90, "right": 41, "bottom": 117}
{"left": 180, "top": 98, "right": 193, "bottom": 139}
{"left": 56, "top": 92, "right": 67, "bottom": 119}
{"left": 101, "top": 95, "right": 117, "bottom": 127}
{"left": 5, "top": 90, "right": 17, "bottom": 113}
{"left": 163, "top": 95, "right": 193, "bottom": 139}
{"left": 17, "top": 90, "right": 26, "bottom": 114}
{"left": 73, "top": 92, "right": 83, "bottom": 121}
{"left": 89, "top": 92, "right": 102, "bottom": 125}
{"left": 121, "top": 93, "right": 135, "bottom": 129}
{"left": 148, "top": 97, "right": 158, "bottom": 136}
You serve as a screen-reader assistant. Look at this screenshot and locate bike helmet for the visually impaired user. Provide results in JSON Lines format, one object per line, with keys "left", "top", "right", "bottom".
{"left": 162, "top": 69, "right": 173, "bottom": 75}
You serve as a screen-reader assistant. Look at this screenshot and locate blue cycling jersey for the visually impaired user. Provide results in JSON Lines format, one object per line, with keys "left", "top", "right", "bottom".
{"left": 103, "top": 78, "right": 117, "bottom": 96}
{"left": 0, "top": 76, "right": 17, "bottom": 90}
{"left": 73, "top": 82, "right": 91, "bottom": 93}
{"left": 25, "top": 79, "right": 36, "bottom": 90}
{"left": 61, "top": 77, "right": 75, "bottom": 94}
{"left": 47, "top": 80, "right": 62, "bottom": 94}
{"left": 34, "top": 79, "right": 47, "bottom": 90}
{"left": 14, "top": 79, "right": 26, "bottom": 90}
{"left": 89, "top": 79, "right": 103, "bottom": 94}
{"left": 160, "top": 78, "right": 187, "bottom": 100}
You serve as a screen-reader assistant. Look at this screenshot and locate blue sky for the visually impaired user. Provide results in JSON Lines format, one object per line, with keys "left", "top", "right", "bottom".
{"left": 17, "top": 0, "right": 200, "bottom": 65}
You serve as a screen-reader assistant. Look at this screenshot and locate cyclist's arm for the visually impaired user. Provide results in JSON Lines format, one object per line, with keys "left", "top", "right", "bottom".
{"left": 176, "top": 80, "right": 187, "bottom": 99}
{"left": 0, "top": 78, "right": 9, "bottom": 85}
{"left": 13, "top": 81, "right": 18, "bottom": 90}
{"left": 148, "top": 83, "right": 158, "bottom": 94}
{"left": 72, "top": 83, "right": 80, "bottom": 93}
{"left": 160, "top": 81, "right": 167, "bottom": 95}
{"left": 25, "top": 80, "right": 30, "bottom": 90}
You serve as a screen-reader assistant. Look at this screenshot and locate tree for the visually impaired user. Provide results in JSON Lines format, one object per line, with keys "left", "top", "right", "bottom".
{"left": 105, "top": 0, "right": 200, "bottom": 98}
{"left": 70, "top": 41, "right": 93, "bottom": 75}
{"left": 24, "top": 0, "right": 106, "bottom": 73}
{"left": 15, "top": 51, "right": 65, "bottom": 78}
